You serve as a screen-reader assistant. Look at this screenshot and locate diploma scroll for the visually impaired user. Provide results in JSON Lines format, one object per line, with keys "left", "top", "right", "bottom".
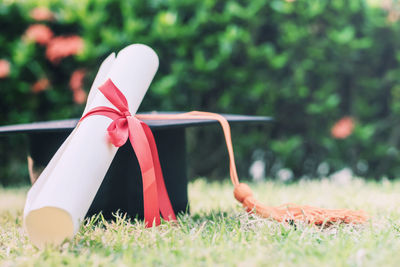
{"left": 23, "top": 44, "right": 159, "bottom": 247}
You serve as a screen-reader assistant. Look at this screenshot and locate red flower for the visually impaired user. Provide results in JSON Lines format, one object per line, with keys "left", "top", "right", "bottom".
{"left": 0, "top": 59, "right": 10, "bottom": 78}
{"left": 73, "top": 88, "right": 87, "bottom": 104}
{"left": 331, "top": 116, "right": 355, "bottom": 139}
{"left": 25, "top": 24, "right": 53, "bottom": 45}
{"left": 69, "top": 69, "right": 87, "bottom": 104}
{"left": 387, "top": 11, "right": 400, "bottom": 23}
{"left": 32, "top": 78, "right": 50, "bottom": 93}
{"left": 46, "top": 36, "right": 84, "bottom": 64}
{"left": 69, "top": 69, "right": 86, "bottom": 91}
{"left": 30, "top": 7, "right": 55, "bottom": 21}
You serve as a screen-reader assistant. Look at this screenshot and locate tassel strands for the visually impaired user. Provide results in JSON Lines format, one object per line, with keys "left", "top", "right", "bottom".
{"left": 234, "top": 183, "right": 368, "bottom": 225}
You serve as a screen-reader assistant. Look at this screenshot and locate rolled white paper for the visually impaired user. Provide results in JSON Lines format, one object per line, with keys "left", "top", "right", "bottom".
{"left": 23, "top": 44, "right": 159, "bottom": 247}
{"left": 23, "top": 52, "right": 116, "bottom": 217}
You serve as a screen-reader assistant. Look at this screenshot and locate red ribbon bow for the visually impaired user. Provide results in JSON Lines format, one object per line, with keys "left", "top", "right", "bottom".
{"left": 80, "top": 79, "right": 176, "bottom": 226}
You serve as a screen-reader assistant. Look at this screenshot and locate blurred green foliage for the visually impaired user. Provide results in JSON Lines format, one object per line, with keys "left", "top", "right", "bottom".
{"left": 2, "top": 0, "right": 400, "bottom": 185}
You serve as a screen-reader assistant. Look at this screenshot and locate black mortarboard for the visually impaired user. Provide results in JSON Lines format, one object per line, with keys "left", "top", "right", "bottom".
{"left": 0, "top": 112, "right": 271, "bottom": 220}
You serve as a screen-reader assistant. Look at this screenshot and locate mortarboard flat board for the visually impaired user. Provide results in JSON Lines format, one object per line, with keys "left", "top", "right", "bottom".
{"left": 0, "top": 113, "right": 272, "bottom": 220}
{"left": 0, "top": 113, "right": 272, "bottom": 133}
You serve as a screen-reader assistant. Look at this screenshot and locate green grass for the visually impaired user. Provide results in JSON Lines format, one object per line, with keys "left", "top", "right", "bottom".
{"left": 1, "top": 178, "right": 400, "bottom": 266}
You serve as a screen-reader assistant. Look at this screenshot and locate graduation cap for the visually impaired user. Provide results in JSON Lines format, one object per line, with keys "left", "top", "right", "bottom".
{"left": 0, "top": 44, "right": 276, "bottom": 247}
{"left": 0, "top": 113, "right": 272, "bottom": 221}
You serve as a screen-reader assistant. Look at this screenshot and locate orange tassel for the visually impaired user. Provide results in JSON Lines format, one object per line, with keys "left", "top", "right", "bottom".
{"left": 137, "top": 112, "right": 369, "bottom": 225}
{"left": 234, "top": 183, "right": 368, "bottom": 225}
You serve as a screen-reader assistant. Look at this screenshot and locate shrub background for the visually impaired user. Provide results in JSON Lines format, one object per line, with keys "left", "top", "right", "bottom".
{"left": 1, "top": 0, "right": 400, "bottom": 185}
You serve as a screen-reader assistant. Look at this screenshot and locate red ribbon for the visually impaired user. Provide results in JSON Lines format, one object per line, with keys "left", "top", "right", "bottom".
{"left": 80, "top": 79, "right": 176, "bottom": 226}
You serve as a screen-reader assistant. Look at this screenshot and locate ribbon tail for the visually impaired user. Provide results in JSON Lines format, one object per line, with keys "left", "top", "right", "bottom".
{"left": 141, "top": 122, "right": 177, "bottom": 221}
{"left": 127, "top": 117, "right": 161, "bottom": 227}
